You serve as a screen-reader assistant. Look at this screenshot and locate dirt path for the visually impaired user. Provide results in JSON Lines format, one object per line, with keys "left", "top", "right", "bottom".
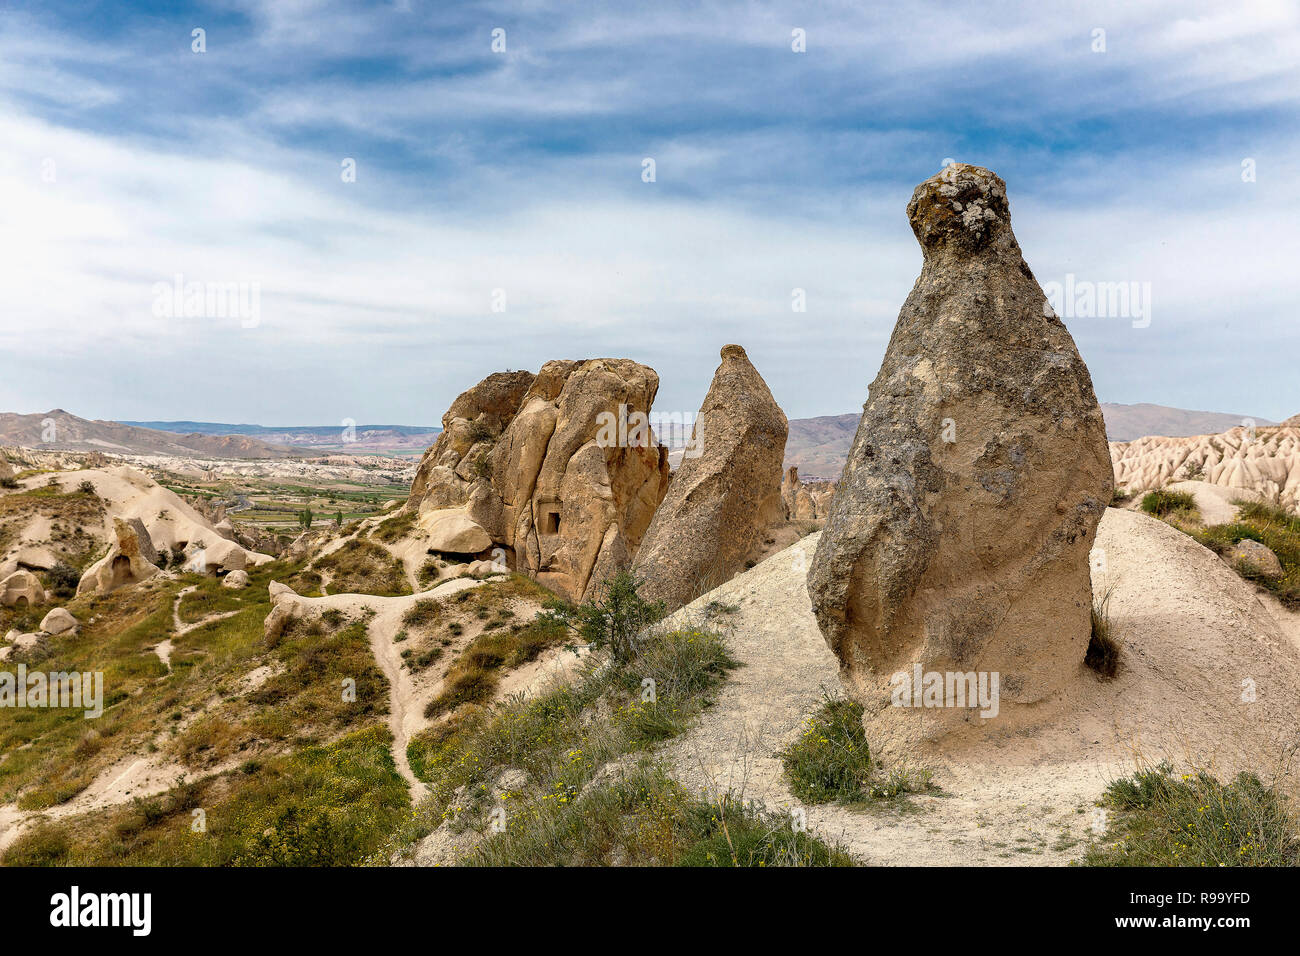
{"left": 0, "top": 755, "right": 196, "bottom": 855}
{"left": 663, "top": 510, "right": 1300, "bottom": 865}
{"left": 274, "top": 576, "right": 484, "bottom": 802}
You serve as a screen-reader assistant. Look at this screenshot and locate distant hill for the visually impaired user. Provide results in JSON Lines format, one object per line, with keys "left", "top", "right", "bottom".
{"left": 0, "top": 410, "right": 301, "bottom": 459}
{"left": 782, "top": 403, "right": 1279, "bottom": 480}
{"left": 1099, "top": 403, "right": 1274, "bottom": 442}
{"left": 121, "top": 420, "right": 442, "bottom": 457}
{"left": 783, "top": 413, "right": 859, "bottom": 479}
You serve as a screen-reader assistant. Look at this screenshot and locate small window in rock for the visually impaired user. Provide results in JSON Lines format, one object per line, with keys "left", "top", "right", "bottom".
{"left": 542, "top": 507, "right": 561, "bottom": 535}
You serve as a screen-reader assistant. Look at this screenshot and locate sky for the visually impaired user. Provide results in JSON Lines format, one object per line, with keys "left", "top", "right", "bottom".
{"left": 1, "top": 0, "right": 1297, "bottom": 426}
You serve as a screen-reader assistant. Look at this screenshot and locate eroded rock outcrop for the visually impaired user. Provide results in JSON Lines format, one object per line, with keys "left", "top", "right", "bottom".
{"left": 1110, "top": 423, "right": 1300, "bottom": 510}
{"left": 633, "top": 345, "right": 788, "bottom": 609}
{"left": 408, "top": 360, "right": 670, "bottom": 600}
{"left": 781, "top": 466, "right": 837, "bottom": 521}
{"left": 0, "top": 569, "right": 45, "bottom": 608}
{"left": 807, "top": 164, "right": 1112, "bottom": 740}
{"left": 40, "top": 607, "right": 77, "bottom": 635}
{"left": 78, "top": 517, "right": 161, "bottom": 596}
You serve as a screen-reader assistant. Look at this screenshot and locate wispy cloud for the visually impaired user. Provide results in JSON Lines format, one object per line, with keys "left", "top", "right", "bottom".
{"left": 0, "top": 0, "right": 1297, "bottom": 424}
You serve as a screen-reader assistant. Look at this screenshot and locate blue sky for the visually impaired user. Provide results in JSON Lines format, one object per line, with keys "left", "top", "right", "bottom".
{"left": 1, "top": 0, "right": 1297, "bottom": 426}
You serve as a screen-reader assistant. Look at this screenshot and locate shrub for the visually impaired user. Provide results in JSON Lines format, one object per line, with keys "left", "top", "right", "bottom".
{"left": 541, "top": 570, "right": 664, "bottom": 663}
{"left": 780, "top": 698, "right": 873, "bottom": 803}
{"left": 1085, "top": 590, "right": 1121, "bottom": 679}
{"left": 1084, "top": 762, "right": 1300, "bottom": 866}
{"left": 1140, "top": 489, "right": 1197, "bottom": 518}
{"left": 402, "top": 599, "right": 441, "bottom": 629}
{"left": 47, "top": 561, "right": 81, "bottom": 598}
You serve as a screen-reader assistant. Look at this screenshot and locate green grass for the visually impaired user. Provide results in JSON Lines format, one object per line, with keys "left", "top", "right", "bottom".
{"left": 4, "top": 724, "right": 408, "bottom": 866}
{"left": 401, "top": 621, "right": 850, "bottom": 866}
{"left": 1140, "top": 489, "right": 1198, "bottom": 518}
{"left": 313, "top": 538, "right": 410, "bottom": 596}
{"left": 779, "top": 697, "right": 934, "bottom": 805}
{"left": 464, "top": 763, "right": 854, "bottom": 867}
{"left": 422, "top": 615, "right": 569, "bottom": 719}
{"left": 401, "top": 598, "right": 442, "bottom": 629}
{"left": 401, "top": 625, "right": 797, "bottom": 865}
{"left": 371, "top": 509, "right": 417, "bottom": 543}
{"left": 0, "top": 556, "right": 390, "bottom": 815}
{"left": 1082, "top": 762, "right": 1300, "bottom": 867}
{"left": 1192, "top": 500, "right": 1300, "bottom": 608}
{"left": 173, "top": 609, "right": 387, "bottom": 768}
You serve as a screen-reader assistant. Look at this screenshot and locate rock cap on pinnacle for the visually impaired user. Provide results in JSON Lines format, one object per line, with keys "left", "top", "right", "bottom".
{"left": 906, "top": 162, "right": 1010, "bottom": 255}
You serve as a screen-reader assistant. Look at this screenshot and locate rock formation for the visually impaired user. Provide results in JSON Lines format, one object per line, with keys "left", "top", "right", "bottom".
{"left": 407, "top": 360, "right": 671, "bottom": 601}
{"left": 407, "top": 369, "right": 536, "bottom": 513}
{"left": 40, "top": 607, "right": 77, "bottom": 635}
{"left": 807, "top": 163, "right": 1113, "bottom": 740}
{"left": 0, "top": 569, "right": 45, "bottom": 608}
{"left": 1227, "top": 539, "right": 1283, "bottom": 579}
{"left": 1111, "top": 422, "right": 1300, "bottom": 509}
{"left": 781, "top": 466, "right": 837, "bottom": 521}
{"left": 78, "top": 517, "right": 161, "bottom": 596}
{"left": 633, "top": 345, "right": 788, "bottom": 609}
{"left": 222, "top": 569, "right": 251, "bottom": 589}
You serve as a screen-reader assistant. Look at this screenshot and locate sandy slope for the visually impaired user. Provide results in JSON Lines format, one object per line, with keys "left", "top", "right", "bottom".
{"left": 663, "top": 509, "right": 1300, "bottom": 865}
{"left": 1, "top": 465, "right": 270, "bottom": 578}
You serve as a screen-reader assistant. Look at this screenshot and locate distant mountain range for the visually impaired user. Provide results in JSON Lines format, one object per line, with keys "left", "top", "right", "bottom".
{"left": 4, "top": 403, "right": 1282, "bottom": 472}
{"left": 122, "top": 420, "right": 442, "bottom": 455}
{"left": 1097, "top": 403, "right": 1274, "bottom": 442}
{"left": 782, "top": 403, "right": 1281, "bottom": 480}
{"left": 0, "top": 410, "right": 301, "bottom": 459}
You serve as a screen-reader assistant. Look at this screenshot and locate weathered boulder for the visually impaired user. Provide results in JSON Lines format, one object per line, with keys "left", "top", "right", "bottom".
{"left": 40, "top": 607, "right": 77, "bottom": 634}
{"left": 1227, "top": 539, "right": 1283, "bottom": 579}
{"left": 420, "top": 508, "right": 493, "bottom": 554}
{"left": 807, "top": 163, "right": 1113, "bottom": 739}
{"left": 633, "top": 345, "right": 788, "bottom": 609}
{"left": 0, "top": 569, "right": 46, "bottom": 608}
{"left": 408, "top": 359, "right": 670, "bottom": 601}
{"left": 222, "top": 569, "right": 251, "bottom": 589}
{"left": 77, "top": 517, "right": 161, "bottom": 596}
{"left": 268, "top": 580, "right": 297, "bottom": 602}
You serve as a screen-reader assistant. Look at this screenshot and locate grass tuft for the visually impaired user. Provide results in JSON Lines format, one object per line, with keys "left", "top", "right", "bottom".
{"left": 1083, "top": 761, "right": 1300, "bottom": 866}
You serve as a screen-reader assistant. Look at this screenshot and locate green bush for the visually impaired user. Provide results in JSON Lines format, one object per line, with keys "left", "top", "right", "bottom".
{"left": 541, "top": 570, "right": 664, "bottom": 663}
{"left": 780, "top": 698, "right": 873, "bottom": 803}
{"left": 1084, "top": 762, "right": 1300, "bottom": 866}
{"left": 1140, "top": 489, "right": 1197, "bottom": 517}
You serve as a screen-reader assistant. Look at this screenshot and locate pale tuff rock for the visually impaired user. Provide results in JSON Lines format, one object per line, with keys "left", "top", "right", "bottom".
{"left": 781, "top": 466, "right": 836, "bottom": 521}
{"left": 633, "top": 345, "right": 788, "bottom": 609}
{"left": 408, "top": 360, "right": 670, "bottom": 601}
{"left": 222, "top": 569, "right": 251, "bottom": 589}
{"left": 1110, "top": 423, "right": 1300, "bottom": 510}
{"left": 0, "top": 458, "right": 13, "bottom": 481}
{"left": 267, "top": 580, "right": 297, "bottom": 602}
{"left": 1227, "top": 539, "right": 1283, "bottom": 579}
{"left": 78, "top": 517, "right": 161, "bottom": 596}
{"left": 0, "top": 465, "right": 271, "bottom": 588}
{"left": 407, "top": 369, "right": 536, "bottom": 511}
{"left": 40, "top": 607, "right": 77, "bottom": 634}
{"left": 0, "top": 569, "right": 46, "bottom": 608}
{"left": 807, "top": 164, "right": 1112, "bottom": 740}
{"left": 419, "top": 508, "right": 493, "bottom": 555}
